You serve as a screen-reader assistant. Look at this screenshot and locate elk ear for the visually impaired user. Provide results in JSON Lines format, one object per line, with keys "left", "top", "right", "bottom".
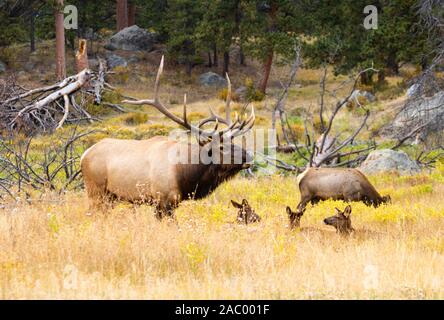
{"left": 286, "top": 206, "right": 292, "bottom": 216}
{"left": 343, "top": 205, "right": 352, "bottom": 217}
{"left": 231, "top": 200, "right": 242, "bottom": 208}
{"left": 334, "top": 207, "right": 342, "bottom": 215}
{"left": 242, "top": 199, "right": 249, "bottom": 206}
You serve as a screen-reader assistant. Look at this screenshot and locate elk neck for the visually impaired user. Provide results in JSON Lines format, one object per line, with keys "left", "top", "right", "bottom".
{"left": 177, "top": 162, "right": 244, "bottom": 200}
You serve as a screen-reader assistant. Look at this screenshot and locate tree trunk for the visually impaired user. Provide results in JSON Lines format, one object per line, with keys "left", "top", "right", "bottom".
{"left": 128, "top": 2, "right": 136, "bottom": 26}
{"left": 75, "top": 39, "right": 89, "bottom": 73}
{"left": 239, "top": 46, "right": 245, "bottom": 66}
{"left": 207, "top": 51, "right": 213, "bottom": 68}
{"left": 377, "top": 69, "right": 385, "bottom": 84}
{"left": 116, "top": 0, "right": 128, "bottom": 31}
{"left": 213, "top": 43, "right": 218, "bottom": 67}
{"left": 421, "top": 56, "right": 428, "bottom": 71}
{"left": 223, "top": 51, "right": 230, "bottom": 75}
{"left": 360, "top": 71, "right": 372, "bottom": 85}
{"left": 55, "top": 0, "right": 66, "bottom": 80}
{"left": 30, "top": 9, "right": 36, "bottom": 53}
{"left": 259, "top": 50, "right": 273, "bottom": 94}
{"left": 258, "top": 2, "right": 277, "bottom": 94}
{"left": 386, "top": 52, "right": 399, "bottom": 75}
{"left": 186, "top": 60, "right": 193, "bottom": 77}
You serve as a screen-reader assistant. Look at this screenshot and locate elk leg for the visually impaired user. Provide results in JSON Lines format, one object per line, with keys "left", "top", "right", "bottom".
{"left": 310, "top": 197, "right": 321, "bottom": 206}
{"left": 84, "top": 179, "right": 109, "bottom": 214}
{"left": 154, "top": 201, "right": 176, "bottom": 220}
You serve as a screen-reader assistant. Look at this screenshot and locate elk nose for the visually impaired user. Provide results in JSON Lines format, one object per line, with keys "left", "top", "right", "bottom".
{"left": 323, "top": 218, "right": 329, "bottom": 225}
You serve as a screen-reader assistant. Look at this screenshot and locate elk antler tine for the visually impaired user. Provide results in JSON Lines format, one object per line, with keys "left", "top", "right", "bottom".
{"left": 210, "top": 118, "right": 219, "bottom": 135}
{"left": 154, "top": 55, "right": 165, "bottom": 101}
{"left": 225, "top": 73, "right": 232, "bottom": 124}
{"left": 183, "top": 93, "right": 188, "bottom": 125}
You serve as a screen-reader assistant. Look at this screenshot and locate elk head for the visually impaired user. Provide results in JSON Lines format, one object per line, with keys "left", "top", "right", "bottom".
{"left": 231, "top": 199, "right": 261, "bottom": 224}
{"left": 286, "top": 206, "right": 303, "bottom": 229}
{"left": 122, "top": 56, "right": 255, "bottom": 169}
{"left": 382, "top": 195, "right": 391, "bottom": 204}
{"left": 323, "top": 205, "right": 354, "bottom": 235}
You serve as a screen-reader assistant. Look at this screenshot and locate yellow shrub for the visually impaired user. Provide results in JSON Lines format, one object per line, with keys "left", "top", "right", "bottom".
{"left": 112, "top": 66, "right": 130, "bottom": 84}
{"left": 121, "top": 112, "right": 148, "bottom": 126}
{"left": 217, "top": 88, "right": 240, "bottom": 102}
{"left": 289, "top": 123, "right": 305, "bottom": 140}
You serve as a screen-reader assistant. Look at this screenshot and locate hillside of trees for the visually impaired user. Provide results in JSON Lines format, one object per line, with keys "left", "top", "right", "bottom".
{"left": 1, "top": 0, "right": 442, "bottom": 92}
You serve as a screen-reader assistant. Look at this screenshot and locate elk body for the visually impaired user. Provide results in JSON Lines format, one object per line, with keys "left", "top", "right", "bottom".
{"left": 81, "top": 57, "right": 255, "bottom": 218}
{"left": 295, "top": 167, "right": 391, "bottom": 215}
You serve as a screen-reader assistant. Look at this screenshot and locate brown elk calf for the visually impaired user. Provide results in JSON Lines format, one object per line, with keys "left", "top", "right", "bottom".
{"left": 323, "top": 205, "right": 354, "bottom": 235}
{"left": 324, "top": 205, "right": 386, "bottom": 238}
{"left": 231, "top": 199, "right": 261, "bottom": 224}
{"left": 286, "top": 206, "right": 303, "bottom": 229}
{"left": 295, "top": 167, "right": 391, "bottom": 216}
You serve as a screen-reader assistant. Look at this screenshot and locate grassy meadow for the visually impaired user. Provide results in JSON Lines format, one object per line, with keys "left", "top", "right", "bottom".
{"left": 1, "top": 166, "right": 444, "bottom": 299}
{"left": 1, "top": 41, "right": 444, "bottom": 300}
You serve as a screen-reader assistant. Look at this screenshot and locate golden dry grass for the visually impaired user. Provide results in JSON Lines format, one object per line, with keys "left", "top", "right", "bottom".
{"left": 1, "top": 168, "right": 444, "bottom": 299}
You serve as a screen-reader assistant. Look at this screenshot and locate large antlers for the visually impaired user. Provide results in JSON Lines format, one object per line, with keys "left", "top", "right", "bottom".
{"left": 122, "top": 56, "right": 255, "bottom": 143}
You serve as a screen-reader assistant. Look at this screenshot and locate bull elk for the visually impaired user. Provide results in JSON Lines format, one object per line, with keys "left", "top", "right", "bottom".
{"left": 81, "top": 56, "right": 255, "bottom": 218}
{"left": 294, "top": 167, "right": 391, "bottom": 216}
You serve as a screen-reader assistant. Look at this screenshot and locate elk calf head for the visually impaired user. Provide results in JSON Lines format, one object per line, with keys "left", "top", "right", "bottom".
{"left": 323, "top": 205, "right": 354, "bottom": 235}
{"left": 231, "top": 199, "right": 261, "bottom": 224}
{"left": 286, "top": 206, "right": 303, "bottom": 229}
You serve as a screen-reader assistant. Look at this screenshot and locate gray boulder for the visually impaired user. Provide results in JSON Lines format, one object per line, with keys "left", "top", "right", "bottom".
{"left": 199, "top": 72, "right": 227, "bottom": 87}
{"left": 128, "top": 55, "right": 140, "bottom": 64}
{"left": 106, "top": 54, "right": 127, "bottom": 69}
{"left": 0, "top": 60, "right": 6, "bottom": 73}
{"left": 106, "top": 25, "right": 155, "bottom": 51}
{"left": 359, "top": 149, "right": 420, "bottom": 175}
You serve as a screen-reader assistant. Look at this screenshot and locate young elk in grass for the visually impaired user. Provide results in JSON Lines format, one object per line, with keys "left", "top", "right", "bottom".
{"left": 323, "top": 205, "right": 354, "bottom": 235}
{"left": 231, "top": 199, "right": 261, "bottom": 224}
{"left": 286, "top": 206, "right": 303, "bottom": 229}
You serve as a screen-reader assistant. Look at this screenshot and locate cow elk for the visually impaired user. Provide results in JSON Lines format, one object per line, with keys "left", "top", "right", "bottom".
{"left": 81, "top": 56, "right": 255, "bottom": 218}
{"left": 231, "top": 199, "right": 261, "bottom": 224}
{"left": 295, "top": 167, "right": 391, "bottom": 216}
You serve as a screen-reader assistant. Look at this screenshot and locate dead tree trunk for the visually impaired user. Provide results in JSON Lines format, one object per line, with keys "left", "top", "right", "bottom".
{"left": 75, "top": 39, "right": 89, "bottom": 73}
{"left": 272, "top": 46, "right": 301, "bottom": 153}
{"left": 55, "top": 0, "right": 66, "bottom": 80}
